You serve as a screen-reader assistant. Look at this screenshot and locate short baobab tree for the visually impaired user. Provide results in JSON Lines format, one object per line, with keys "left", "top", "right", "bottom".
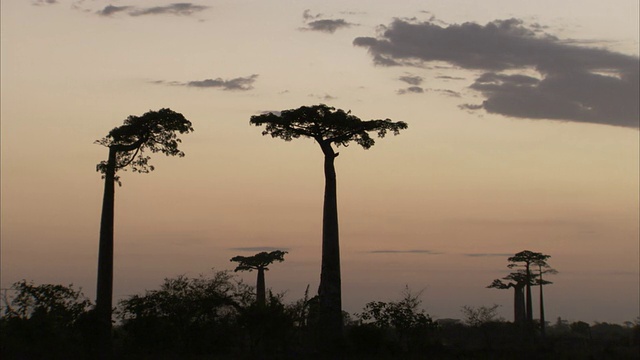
{"left": 250, "top": 104, "right": 407, "bottom": 347}
{"left": 95, "top": 108, "right": 193, "bottom": 351}
{"left": 230, "top": 250, "right": 287, "bottom": 307}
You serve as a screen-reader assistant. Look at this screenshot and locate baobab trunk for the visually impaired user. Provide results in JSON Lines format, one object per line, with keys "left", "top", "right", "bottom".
{"left": 318, "top": 142, "right": 343, "bottom": 347}
{"left": 525, "top": 266, "right": 533, "bottom": 323}
{"left": 539, "top": 270, "right": 546, "bottom": 337}
{"left": 514, "top": 284, "right": 526, "bottom": 324}
{"left": 256, "top": 268, "right": 266, "bottom": 307}
{"left": 96, "top": 147, "right": 116, "bottom": 356}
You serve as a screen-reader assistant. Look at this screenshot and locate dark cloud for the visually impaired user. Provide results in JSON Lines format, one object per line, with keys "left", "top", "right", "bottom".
{"left": 96, "top": 3, "right": 208, "bottom": 17}
{"left": 130, "top": 3, "right": 208, "bottom": 16}
{"left": 354, "top": 18, "right": 639, "bottom": 128}
{"left": 399, "top": 74, "right": 423, "bottom": 85}
{"left": 369, "top": 249, "right": 442, "bottom": 254}
{"left": 436, "top": 75, "right": 466, "bottom": 80}
{"left": 97, "top": 5, "right": 132, "bottom": 16}
{"left": 397, "top": 86, "right": 424, "bottom": 95}
{"left": 301, "top": 10, "right": 356, "bottom": 33}
{"left": 229, "top": 247, "right": 290, "bottom": 252}
{"left": 186, "top": 74, "right": 258, "bottom": 91}
{"left": 153, "top": 75, "right": 258, "bottom": 91}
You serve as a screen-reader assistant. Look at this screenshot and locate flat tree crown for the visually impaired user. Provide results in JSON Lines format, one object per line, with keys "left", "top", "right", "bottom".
{"left": 250, "top": 104, "right": 407, "bottom": 149}
{"left": 96, "top": 108, "right": 193, "bottom": 177}
{"left": 230, "top": 250, "right": 287, "bottom": 272}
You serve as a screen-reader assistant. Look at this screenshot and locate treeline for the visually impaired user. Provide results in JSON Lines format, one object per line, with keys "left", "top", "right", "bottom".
{"left": 2, "top": 274, "right": 638, "bottom": 360}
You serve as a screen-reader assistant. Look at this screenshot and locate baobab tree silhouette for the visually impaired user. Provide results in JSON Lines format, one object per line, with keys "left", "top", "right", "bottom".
{"left": 230, "top": 250, "right": 287, "bottom": 307}
{"left": 250, "top": 104, "right": 407, "bottom": 352}
{"left": 94, "top": 108, "right": 193, "bottom": 356}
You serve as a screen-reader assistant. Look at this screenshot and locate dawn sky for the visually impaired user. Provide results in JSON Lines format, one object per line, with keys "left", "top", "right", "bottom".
{"left": 1, "top": 0, "right": 638, "bottom": 324}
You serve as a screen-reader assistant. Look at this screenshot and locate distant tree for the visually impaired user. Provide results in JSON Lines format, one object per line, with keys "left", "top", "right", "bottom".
{"left": 358, "top": 287, "right": 436, "bottom": 353}
{"left": 487, "top": 272, "right": 530, "bottom": 324}
{"left": 95, "top": 108, "right": 193, "bottom": 353}
{"left": 460, "top": 304, "right": 503, "bottom": 327}
{"left": 507, "top": 250, "right": 551, "bottom": 324}
{"left": 535, "top": 262, "right": 557, "bottom": 337}
{"left": 250, "top": 104, "right": 407, "bottom": 350}
{"left": 230, "top": 250, "right": 287, "bottom": 307}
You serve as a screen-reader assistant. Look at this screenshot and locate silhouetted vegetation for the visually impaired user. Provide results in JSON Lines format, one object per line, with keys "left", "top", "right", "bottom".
{"left": 2, "top": 277, "right": 638, "bottom": 359}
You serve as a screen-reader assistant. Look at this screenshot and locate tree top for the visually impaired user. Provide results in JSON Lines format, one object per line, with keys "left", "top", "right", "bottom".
{"left": 249, "top": 104, "right": 407, "bottom": 151}
{"left": 230, "top": 250, "right": 288, "bottom": 272}
{"left": 96, "top": 108, "right": 193, "bottom": 178}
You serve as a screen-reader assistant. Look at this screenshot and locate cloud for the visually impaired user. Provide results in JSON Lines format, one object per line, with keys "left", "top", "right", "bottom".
{"left": 96, "top": 3, "right": 208, "bottom": 17}
{"left": 229, "top": 247, "right": 290, "bottom": 252}
{"left": 354, "top": 18, "right": 639, "bottom": 128}
{"left": 368, "top": 249, "right": 442, "bottom": 254}
{"left": 399, "top": 74, "right": 424, "bottom": 85}
{"left": 153, "top": 75, "right": 258, "bottom": 91}
{"left": 32, "top": 0, "right": 57, "bottom": 5}
{"left": 309, "top": 93, "right": 337, "bottom": 101}
{"left": 464, "top": 253, "right": 514, "bottom": 257}
{"left": 397, "top": 86, "right": 424, "bottom": 95}
{"left": 97, "top": 5, "right": 132, "bottom": 16}
{"left": 301, "top": 10, "right": 356, "bottom": 33}
{"left": 130, "top": 3, "right": 208, "bottom": 16}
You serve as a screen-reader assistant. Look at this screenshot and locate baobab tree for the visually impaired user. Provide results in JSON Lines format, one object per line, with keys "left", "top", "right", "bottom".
{"left": 250, "top": 104, "right": 407, "bottom": 347}
{"left": 95, "top": 108, "right": 193, "bottom": 353}
{"left": 488, "top": 271, "right": 530, "bottom": 324}
{"left": 536, "top": 262, "right": 557, "bottom": 337}
{"left": 507, "top": 250, "right": 551, "bottom": 324}
{"left": 230, "top": 250, "right": 287, "bottom": 307}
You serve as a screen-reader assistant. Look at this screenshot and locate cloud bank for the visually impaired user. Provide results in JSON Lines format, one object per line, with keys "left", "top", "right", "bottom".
{"left": 354, "top": 18, "right": 639, "bottom": 128}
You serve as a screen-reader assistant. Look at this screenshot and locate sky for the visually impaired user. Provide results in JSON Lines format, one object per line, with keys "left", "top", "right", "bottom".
{"left": 1, "top": 0, "right": 638, "bottom": 324}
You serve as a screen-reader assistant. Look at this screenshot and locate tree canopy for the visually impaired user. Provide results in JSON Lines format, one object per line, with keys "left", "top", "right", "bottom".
{"left": 230, "top": 251, "right": 288, "bottom": 272}
{"left": 249, "top": 104, "right": 408, "bottom": 152}
{"left": 96, "top": 108, "right": 193, "bottom": 180}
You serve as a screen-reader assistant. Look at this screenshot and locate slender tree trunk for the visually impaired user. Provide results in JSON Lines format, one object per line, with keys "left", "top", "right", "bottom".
{"left": 257, "top": 267, "right": 266, "bottom": 307}
{"left": 317, "top": 142, "right": 343, "bottom": 351}
{"left": 514, "top": 284, "right": 526, "bottom": 324}
{"left": 539, "top": 268, "right": 546, "bottom": 337}
{"left": 96, "top": 147, "right": 116, "bottom": 358}
{"left": 525, "top": 264, "right": 533, "bottom": 323}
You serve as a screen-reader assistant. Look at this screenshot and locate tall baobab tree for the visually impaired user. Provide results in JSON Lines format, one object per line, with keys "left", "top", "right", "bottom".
{"left": 535, "top": 261, "right": 557, "bottom": 337}
{"left": 95, "top": 108, "right": 193, "bottom": 354}
{"left": 230, "top": 250, "right": 287, "bottom": 307}
{"left": 250, "top": 104, "right": 407, "bottom": 348}
{"left": 507, "top": 250, "right": 550, "bottom": 324}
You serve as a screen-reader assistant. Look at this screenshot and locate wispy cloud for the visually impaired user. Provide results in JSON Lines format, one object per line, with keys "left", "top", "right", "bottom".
{"left": 354, "top": 18, "right": 640, "bottom": 128}
{"left": 97, "top": 5, "right": 131, "bottom": 16}
{"left": 309, "top": 93, "right": 337, "bottom": 101}
{"left": 229, "top": 247, "right": 290, "bottom": 252}
{"left": 154, "top": 74, "right": 259, "bottom": 91}
{"left": 399, "top": 74, "right": 424, "bottom": 86}
{"left": 464, "top": 253, "right": 514, "bottom": 257}
{"left": 97, "top": 3, "right": 208, "bottom": 17}
{"left": 397, "top": 86, "right": 424, "bottom": 95}
{"left": 301, "top": 10, "right": 356, "bottom": 33}
{"left": 32, "top": 0, "right": 57, "bottom": 5}
{"left": 368, "top": 249, "right": 442, "bottom": 254}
